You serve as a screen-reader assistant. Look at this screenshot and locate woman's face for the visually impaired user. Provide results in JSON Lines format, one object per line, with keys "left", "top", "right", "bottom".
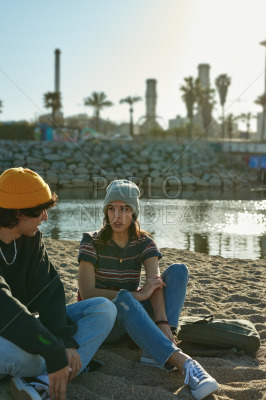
{"left": 107, "top": 201, "right": 133, "bottom": 234}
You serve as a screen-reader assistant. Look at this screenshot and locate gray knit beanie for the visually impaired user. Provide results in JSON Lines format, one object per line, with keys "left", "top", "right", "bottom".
{"left": 103, "top": 179, "right": 140, "bottom": 217}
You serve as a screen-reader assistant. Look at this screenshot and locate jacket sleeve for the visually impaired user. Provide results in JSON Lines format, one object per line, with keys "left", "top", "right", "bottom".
{"left": 0, "top": 275, "right": 69, "bottom": 374}
{"left": 26, "top": 233, "right": 78, "bottom": 350}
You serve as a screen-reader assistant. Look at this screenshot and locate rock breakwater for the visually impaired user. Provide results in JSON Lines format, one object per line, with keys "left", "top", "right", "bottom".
{"left": 0, "top": 138, "right": 259, "bottom": 192}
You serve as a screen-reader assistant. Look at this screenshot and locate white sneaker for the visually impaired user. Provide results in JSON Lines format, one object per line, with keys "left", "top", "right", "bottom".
{"left": 183, "top": 359, "right": 219, "bottom": 400}
{"left": 10, "top": 376, "right": 50, "bottom": 400}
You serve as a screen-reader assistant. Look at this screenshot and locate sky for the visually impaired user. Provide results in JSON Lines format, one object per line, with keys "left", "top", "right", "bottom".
{"left": 1, "top": 0, "right": 266, "bottom": 131}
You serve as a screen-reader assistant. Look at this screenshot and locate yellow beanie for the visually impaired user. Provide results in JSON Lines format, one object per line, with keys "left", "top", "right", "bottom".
{"left": 0, "top": 168, "right": 52, "bottom": 209}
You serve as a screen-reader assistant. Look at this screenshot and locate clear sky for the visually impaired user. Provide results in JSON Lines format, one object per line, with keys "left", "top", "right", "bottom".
{"left": 0, "top": 0, "right": 266, "bottom": 130}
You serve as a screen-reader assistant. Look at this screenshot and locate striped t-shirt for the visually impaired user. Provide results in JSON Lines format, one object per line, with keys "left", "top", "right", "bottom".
{"left": 78, "top": 231, "right": 162, "bottom": 292}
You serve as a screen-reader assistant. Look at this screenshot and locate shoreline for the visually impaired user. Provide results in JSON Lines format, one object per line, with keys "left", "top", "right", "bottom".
{"left": 1, "top": 240, "right": 265, "bottom": 399}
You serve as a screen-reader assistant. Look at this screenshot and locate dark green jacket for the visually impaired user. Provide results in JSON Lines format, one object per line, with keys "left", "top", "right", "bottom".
{"left": 0, "top": 230, "right": 78, "bottom": 373}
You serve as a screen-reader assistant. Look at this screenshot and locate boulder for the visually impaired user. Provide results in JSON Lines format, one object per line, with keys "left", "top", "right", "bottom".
{"left": 181, "top": 176, "right": 196, "bottom": 186}
{"left": 67, "top": 163, "right": 77, "bottom": 170}
{"left": 45, "top": 153, "right": 63, "bottom": 161}
{"left": 222, "top": 179, "right": 234, "bottom": 188}
{"left": 58, "top": 178, "right": 71, "bottom": 187}
{"left": 165, "top": 176, "right": 182, "bottom": 187}
{"left": 46, "top": 175, "right": 58, "bottom": 185}
{"left": 151, "top": 177, "right": 164, "bottom": 188}
{"left": 15, "top": 153, "right": 25, "bottom": 160}
{"left": 75, "top": 167, "right": 90, "bottom": 175}
{"left": 195, "top": 178, "right": 210, "bottom": 187}
{"left": 51, "top": 161, "right": 67, "bottom": 170}
{"left": 27, "top": 156, "right": 41, "bottom": 165}
{"left": 122, "top": 163, "right": 133, "bottom": 171}
{"left": 202, "top": 173, "right": 212, "bottom": 181}
{"left": 139, "top": 164, "right": 149, "bottom": 171}
{"left": 40, "top": 162, "right": 50, "bottom": 170}
{"left": 71, "top": 178, "right": 88, "bottom": 186}
{"left": 208, "top": 177, "right": 222, "bottom": 187}
{"left": 150, "top": 170, "right": 161, "bottom": 179}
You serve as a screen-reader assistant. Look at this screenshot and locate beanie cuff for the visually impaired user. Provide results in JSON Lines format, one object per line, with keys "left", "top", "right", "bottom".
{"left": 0, "top": 184, "right": 52, "bottom": 209}
{"left": 102, "top": 180, "right": 140, "bottom": 218}
{"left": 103, "top": 201, "right": 138, "bottom": 217}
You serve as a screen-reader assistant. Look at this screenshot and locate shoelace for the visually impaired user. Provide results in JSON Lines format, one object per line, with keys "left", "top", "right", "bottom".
{"left": 184, "top": 360, "right": 209, "bottom": 385}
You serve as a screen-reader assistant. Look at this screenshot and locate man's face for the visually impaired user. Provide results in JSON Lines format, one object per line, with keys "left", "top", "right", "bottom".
{"left": 14, "top": 210, "right": 48, "bottom": 237}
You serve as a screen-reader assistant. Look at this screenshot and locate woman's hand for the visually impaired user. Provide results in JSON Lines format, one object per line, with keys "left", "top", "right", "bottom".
{"left": 137, "top": 274, "right": 166, "bottom": 301}
{"left": 157, "top": 323, "right": 177, "bottom": 345}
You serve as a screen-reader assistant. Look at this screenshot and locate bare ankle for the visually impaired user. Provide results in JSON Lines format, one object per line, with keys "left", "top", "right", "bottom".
{"left": 167, "top": 350, "right": 191, "bottom": 372}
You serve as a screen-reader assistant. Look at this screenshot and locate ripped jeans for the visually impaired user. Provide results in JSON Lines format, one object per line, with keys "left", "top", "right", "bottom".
{"left": 0, "top": 297, "right": 116, "bottom": 379}
{"left": 105, "top": 263, "right": 189, "bottom": 367}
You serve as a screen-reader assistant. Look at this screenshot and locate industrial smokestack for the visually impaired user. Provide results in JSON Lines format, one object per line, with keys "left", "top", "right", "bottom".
{"left": 55, "top": 49, "right": 61, "bottom": 92}
{"left": 146, "top": 79, "right": 157, "bottom": 118}
{"left": 198, "top": 64, "right": 210, "bottom": 88}
{"left": 140, "top": 79, "right": 162, "bottom": 133}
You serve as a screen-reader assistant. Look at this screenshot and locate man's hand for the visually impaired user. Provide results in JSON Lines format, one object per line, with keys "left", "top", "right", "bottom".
{"left": 66, "top": 348, "right": 82, "bottom": 381}
{"left": 48, "top": 365, "right": 70, "bottom": 400}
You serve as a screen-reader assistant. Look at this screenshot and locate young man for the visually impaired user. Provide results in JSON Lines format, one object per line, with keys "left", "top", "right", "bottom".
{"left": 0, "top": 167, "right": 117, "bottom": 400}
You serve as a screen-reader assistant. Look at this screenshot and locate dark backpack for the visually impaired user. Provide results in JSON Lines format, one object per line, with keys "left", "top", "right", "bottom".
{"left": 177, "top": 315, "right": 261, "bottom": 356}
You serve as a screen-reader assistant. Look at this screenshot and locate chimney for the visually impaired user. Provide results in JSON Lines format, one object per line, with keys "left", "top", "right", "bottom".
{"left": 198, "top": 64, "right": 210, "bottom": 88}
{"left": 55, "top": 49, "right": 61, "bottom": 92}
{"left": 140, "top": 79, "right": 162, "bottom": 133}
{"left": 146, "top": 79, "right": 157, "bottom": 118}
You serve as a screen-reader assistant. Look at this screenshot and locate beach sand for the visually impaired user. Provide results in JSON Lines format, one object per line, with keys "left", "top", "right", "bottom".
{"left": 1, "top": 238, "right": 265, "bottom": 399}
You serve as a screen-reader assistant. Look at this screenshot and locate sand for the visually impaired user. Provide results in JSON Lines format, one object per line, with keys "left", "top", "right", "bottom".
{"left": 1, "top": 238, "right": 265, "bottom": 400}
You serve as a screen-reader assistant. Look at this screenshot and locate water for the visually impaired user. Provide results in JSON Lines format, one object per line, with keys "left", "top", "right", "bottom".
{"left": 41, "top": 188, "right": 266, "bottom": 260}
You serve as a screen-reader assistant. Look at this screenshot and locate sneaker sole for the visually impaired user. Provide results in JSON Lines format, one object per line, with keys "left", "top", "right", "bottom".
{"left": 10, "top": 378, "right": 43, "bottom": 400}
{"left": 190, "top": 380, "right": 219, "bottom": 400}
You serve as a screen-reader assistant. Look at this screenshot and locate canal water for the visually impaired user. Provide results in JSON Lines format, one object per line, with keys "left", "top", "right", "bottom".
{"left": 41, "top": 188, "right": 266, "bottom": 260}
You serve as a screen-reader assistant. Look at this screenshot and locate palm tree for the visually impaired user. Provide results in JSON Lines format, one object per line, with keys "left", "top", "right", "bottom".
{"left": 180, "top": 77, "right": 202, "bottom": 138}
{"left": 255, "top": 93, "right": 266, "bottom": 141}
{"left": 120, "top": 96, "right": 142, "bottom": 136}
{"left": 215, "top": 74, "right": 231, "bottom": 139}
{"left": 43, "top": 91, "right": 62, "bottom": 125}
{"left": 84, "top": 92, "right": 113, "bottom": 132}
{"left": 197, "top": 87, "right": 216, "bottom": 138}
{"left": 238, "top": 112, "right": 256, "bottom": 139}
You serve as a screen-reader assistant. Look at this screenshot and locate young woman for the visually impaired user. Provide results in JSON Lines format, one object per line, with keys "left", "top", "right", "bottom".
{"left": 78, "top": 179, "right": 219, "bottom": 400}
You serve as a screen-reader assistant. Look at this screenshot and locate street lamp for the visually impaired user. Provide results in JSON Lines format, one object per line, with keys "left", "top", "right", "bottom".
{"left": 260, "top": 40, "right": 266, "bottom": 90}
{"left": 260, "top": 39, "right": 266, "bottom": 140}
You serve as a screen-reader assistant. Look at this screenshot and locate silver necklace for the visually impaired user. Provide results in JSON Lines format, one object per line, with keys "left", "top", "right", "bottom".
{"left": 0, "top": 240, "right": 17, "bottom": 265}
{"left": 112, "top": 241, "right": 129, "bottom": 263}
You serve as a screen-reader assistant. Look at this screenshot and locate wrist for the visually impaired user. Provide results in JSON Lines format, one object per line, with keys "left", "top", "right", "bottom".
{"left": 132, "top": 291, "right": 144, "bottom": 301}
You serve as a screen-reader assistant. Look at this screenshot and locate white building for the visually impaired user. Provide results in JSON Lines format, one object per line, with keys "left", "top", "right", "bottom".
{"left": 168, "top": 115, "right": 189, "bottom": 129}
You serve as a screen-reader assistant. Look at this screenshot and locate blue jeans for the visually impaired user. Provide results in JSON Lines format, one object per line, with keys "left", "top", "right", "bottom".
{"left": 0, "top": 297, "right": 116, "bottom": 378}
{"left": 105, "top": 263, "right": 189, "bottom": 367}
